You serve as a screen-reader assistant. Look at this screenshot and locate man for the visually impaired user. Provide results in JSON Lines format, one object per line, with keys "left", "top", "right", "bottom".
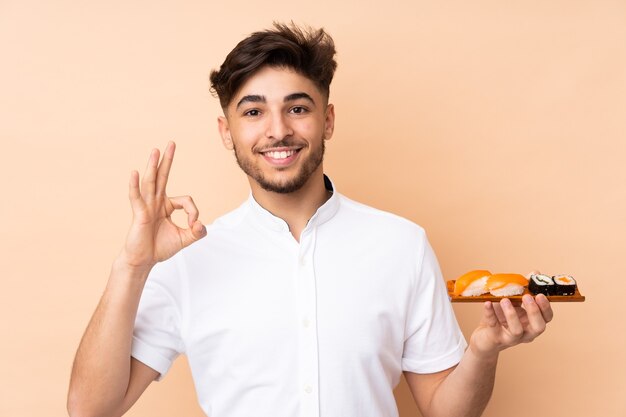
{"left": 68, "top": 23, "right": 553, "bottom": 417}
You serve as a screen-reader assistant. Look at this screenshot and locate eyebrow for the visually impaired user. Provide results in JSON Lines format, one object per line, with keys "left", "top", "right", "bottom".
{"left": 236, "top": 94, "right": 265, "bottom": 110}
{"left": 284, "top": 92, "right": 315, "bottom": 105}
{"left": 235, "top": 92, "right": 316, "bottom": 110}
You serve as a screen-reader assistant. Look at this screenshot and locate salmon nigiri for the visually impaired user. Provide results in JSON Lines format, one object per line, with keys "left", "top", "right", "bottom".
{"left": 486, "top": 273, "right": 529, "bottom": 296}
{"left": 453, "top": 270, "right": 492, "bottom": 296}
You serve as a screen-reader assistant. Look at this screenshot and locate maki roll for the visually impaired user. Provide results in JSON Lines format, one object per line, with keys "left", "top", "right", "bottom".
{"left": 553, "top": 274, "right": 577, "bottom": 296}
{"left": 529, "top": 274, "right": 555, "bottom": 295}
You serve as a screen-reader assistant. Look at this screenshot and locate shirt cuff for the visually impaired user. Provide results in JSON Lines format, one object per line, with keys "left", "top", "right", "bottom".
{"left": 401, "top": 337, "right": 468, "bottom": 374}
{"left": 130, "top": 336, "right": 175, "bottom": 381}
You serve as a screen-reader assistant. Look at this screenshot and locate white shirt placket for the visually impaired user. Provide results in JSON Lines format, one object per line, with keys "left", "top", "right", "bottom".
{"left": 297, "top": 227, "right": 320, "bottom": 417}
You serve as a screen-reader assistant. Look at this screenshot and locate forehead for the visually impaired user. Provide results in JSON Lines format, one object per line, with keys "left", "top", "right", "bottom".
{"left": 231, "top": 66, "right": 322, "bottom": 106}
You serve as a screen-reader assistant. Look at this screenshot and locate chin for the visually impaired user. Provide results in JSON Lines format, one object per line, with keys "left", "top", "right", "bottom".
{"left": 234, "top": 140, "right": 325, "bottom": 195}
{"left": 256, "top": 175, "right": 310, "bottom": 194}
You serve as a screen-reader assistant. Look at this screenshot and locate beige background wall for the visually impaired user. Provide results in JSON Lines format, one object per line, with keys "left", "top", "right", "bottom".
{"left": 1, "top": 0, "right": 625, "bottom": 416}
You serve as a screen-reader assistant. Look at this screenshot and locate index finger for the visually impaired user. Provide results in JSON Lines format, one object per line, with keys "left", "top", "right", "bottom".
{"left": 155, "top": 141, "right": 176, "bottom": 197}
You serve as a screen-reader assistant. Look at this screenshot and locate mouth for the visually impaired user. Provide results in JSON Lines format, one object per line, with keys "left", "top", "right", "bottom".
{"left": 259, "top": 147, "right": 302, "bottom": 166}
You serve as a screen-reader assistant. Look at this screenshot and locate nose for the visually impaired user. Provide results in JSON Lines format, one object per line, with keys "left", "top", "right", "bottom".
{"left": 265, "top": 112, "right": 294, "bottom": 140}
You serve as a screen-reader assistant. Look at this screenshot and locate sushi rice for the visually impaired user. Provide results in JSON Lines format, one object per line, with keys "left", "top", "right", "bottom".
{"left": 461, "top": 276, "right": 489, "bottom": 297}
{"left": 489, "top": 283, "right": 525, "bottom": 297}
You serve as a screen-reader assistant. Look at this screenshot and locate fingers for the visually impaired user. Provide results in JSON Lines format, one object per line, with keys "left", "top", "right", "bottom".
{"left": 521, "top": 295, "right": 547, "bottom": 339}
{"left": 129, "top": 170, "right": 140, "bottom": 201}
{"left": 481, "top": 302, "right": 499, "bottom": 327}
{"left": 140, "top": 142, "right": 176, "bottom": 201}
{"left": 491, "top": 302, "right": 508, "bottom": 327}
{"left": 140, "top": 148, "right": 160, "bottom": 201}
{"left": 156, "top": 141, "right": 176, "bottom": 197}
{"left": 169, "top": 196, "right": 199, "bottom": 228}
{"left": 535, "top": 293, "right": 554, "bottom": 323}
{"left": 478, "top": 295, "right": 552, "bottom": 353}
{"left": 128, "top": 170, "right": 146, "bottom": 212}
{"left": 499, "top": 298, "right": 524, "bottom": 338}
{"left": 180, "top": 220, "right": 208, "bottom": 248}
{"left": 168, "top": 195, "right": 207, "bottom": 247}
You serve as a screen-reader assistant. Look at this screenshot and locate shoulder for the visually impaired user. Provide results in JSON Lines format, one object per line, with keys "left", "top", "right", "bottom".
{"left": 328, "top": 193, "right": 429, "bottom": 256}
{"left": 145, "top": 200, "right": 253, "bottom": 291}
{"left": 336, "top": 193, "right": 426, "bottom": 238}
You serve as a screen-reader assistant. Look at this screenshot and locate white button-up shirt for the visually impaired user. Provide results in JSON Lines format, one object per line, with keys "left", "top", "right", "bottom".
{"left": 132, "top": 180, "right": 466, "bottom": 417}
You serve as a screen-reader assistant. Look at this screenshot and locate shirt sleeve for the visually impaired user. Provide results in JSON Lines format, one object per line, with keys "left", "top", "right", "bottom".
{"left": 402, "top": 234, "right": 467, "bottom": 374}
{"left": 131, "top": 256, "right": 185, "bottom": 380}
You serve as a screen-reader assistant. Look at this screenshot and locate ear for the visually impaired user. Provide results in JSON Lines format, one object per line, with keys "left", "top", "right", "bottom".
{"left": 217, "top": 116, "right": 234, "bottom": 150}
{"left": 323, "top": 103, "right": 335, "bottom": 141}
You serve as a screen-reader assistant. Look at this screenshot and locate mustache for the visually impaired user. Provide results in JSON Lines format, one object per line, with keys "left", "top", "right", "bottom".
{"left": 255, "top": 138, "right": 305, "bottom": 152}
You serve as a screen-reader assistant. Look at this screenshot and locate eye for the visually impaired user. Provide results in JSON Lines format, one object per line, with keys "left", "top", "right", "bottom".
{"left": 289, "top": 106, "right": 308, "bottom": 114}
{"left": 243, "top": 109, "right": 261, "bottom": 117}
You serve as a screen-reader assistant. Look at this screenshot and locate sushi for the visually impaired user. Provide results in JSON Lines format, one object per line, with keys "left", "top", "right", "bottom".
{"left": 448, "top": 270, "right": 583, "bottom": 301}
{"left": 553, "top": 274, "right": 577, "bottom": 295}
{"left": 453, "top": 270, "right": 492, "bottom": 296}
{"left": 487, "top": 273, "right": 528, "bottom": 296}
{"left": 529, "top": 274, "right": 555, "bottom": 295}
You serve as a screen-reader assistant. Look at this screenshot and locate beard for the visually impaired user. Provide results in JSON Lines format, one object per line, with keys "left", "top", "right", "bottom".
{"left": 233, "top": 137, "right": 325, "bottom": 194}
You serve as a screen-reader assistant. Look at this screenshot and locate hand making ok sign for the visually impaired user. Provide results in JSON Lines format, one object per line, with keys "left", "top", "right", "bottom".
{"left": 120, "top": 141, "right": 207, "bottom": 273}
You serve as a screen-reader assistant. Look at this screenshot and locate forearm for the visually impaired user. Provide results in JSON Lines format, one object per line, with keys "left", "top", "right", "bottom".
{"left": 68, "top": 257, "right": 151, "bottom": 417}
{"left": 427, "top": 346, "right": 498, "bottom": 417}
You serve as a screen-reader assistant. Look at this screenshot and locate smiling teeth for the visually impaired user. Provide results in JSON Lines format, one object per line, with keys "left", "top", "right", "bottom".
{"left": 265, "top": 150, "right": 295, "bottom": 159}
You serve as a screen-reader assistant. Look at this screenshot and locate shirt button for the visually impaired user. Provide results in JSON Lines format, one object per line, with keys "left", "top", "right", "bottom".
{"left": 299, "top": 257, "right": 307, "bottom": 267}
{"left": 304, "top": 384, "right": 313, "bottom": 394}
{"left": 302, "top": 318, "right": 310, "bottom": 328}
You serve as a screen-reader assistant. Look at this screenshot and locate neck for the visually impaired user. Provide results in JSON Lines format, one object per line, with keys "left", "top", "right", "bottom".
{"left": 249, "top": 169, "right": 331, "bottom": 242}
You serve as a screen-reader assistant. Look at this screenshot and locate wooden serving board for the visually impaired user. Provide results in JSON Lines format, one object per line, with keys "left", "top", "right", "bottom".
{"left": 447, "top": 280, "right": 585, "bottom": 303}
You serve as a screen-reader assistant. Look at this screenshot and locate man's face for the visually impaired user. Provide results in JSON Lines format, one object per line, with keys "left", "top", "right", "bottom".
{"left": 218, "top": 66, "right": 335, "bottom": 194}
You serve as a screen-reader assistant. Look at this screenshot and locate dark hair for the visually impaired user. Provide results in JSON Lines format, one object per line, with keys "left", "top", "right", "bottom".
{"left": 209, "top": 22, "right": 337, "bottom": 109}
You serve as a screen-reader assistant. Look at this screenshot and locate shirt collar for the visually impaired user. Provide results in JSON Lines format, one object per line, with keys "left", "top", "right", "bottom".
{"left": 246, "top": 175, "right": 340, "bottom": 233}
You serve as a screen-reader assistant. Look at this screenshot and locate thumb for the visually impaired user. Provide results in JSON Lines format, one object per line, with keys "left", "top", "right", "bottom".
{"left": 180, "top": 220, "right": 207, "bottom": 248}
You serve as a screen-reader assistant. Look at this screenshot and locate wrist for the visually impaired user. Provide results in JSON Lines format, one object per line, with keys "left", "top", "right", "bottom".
{"left": 112, "top": 252, "right": 154, "bottom": 280}
{"left": 466, "top": 341, "right": 500, "bottom": 365}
